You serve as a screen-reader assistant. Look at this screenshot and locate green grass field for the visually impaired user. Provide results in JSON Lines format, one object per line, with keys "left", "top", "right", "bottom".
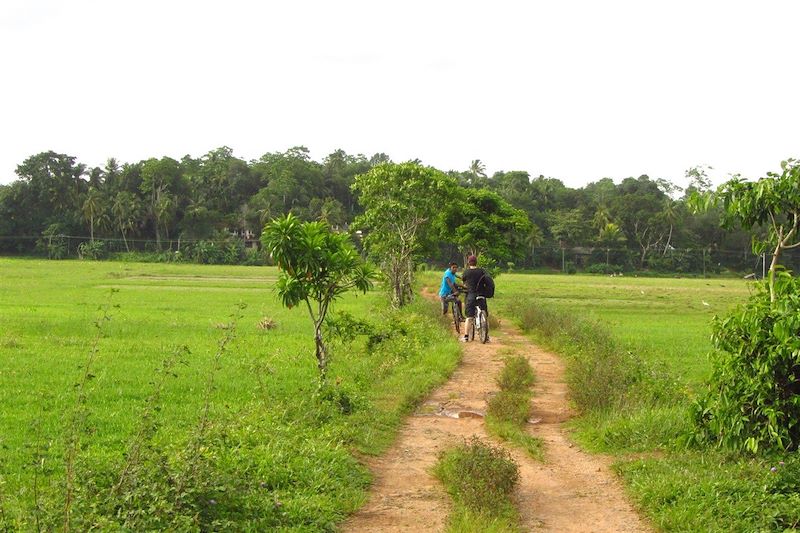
{"left": 5, "top": 261, "right": 796, "bottom": 531}
{"left": 480, "top": 271, "right": 798, "bottom": 532}
{"left": 492, "top": 272, "right": 752, "bottom": 386}
{"left": 0, "top": 258, "right": 461, "bottom": 530}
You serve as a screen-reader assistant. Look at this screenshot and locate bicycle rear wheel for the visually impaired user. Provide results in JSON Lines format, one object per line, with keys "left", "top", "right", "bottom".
{"left": 478, "top": 309, "right": 489, "bottom": 343}
{"left": 452, "top": 302, "right": 461, "bottom": 334}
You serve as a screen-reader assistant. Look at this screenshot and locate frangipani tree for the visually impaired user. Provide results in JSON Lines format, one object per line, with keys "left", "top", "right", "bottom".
{"left": 261, "top": 214, "right": 375, "bottom": 381}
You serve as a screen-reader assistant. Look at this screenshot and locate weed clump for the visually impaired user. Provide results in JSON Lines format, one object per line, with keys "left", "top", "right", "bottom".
{"left": 434, "top": 436, "right": 519, "bottom": 513}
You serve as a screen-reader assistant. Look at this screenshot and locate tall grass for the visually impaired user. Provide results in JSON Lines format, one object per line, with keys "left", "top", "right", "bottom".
{"left": 510, "top": 298, "right": 679, "bottom": 414}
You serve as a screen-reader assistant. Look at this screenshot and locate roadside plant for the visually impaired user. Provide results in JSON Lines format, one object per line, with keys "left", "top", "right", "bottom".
{"left": 690, "top": 273, "right": 800, "bottom": 453}
{"left": 689, "top": 159, "right": 800, "bottom": 452}
{"left": 261, "top": 214, "right": 375, "bottom": 381}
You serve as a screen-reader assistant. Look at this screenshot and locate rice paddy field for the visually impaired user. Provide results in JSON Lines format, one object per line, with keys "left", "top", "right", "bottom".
{"left": 493, "top": 272, "right": 753, "bottom": 387}
{"left": 3, "top": 259, "right": 795, "bottom": 531}
{"left": 0, "top": 258, "right": 460, "bottom": 530}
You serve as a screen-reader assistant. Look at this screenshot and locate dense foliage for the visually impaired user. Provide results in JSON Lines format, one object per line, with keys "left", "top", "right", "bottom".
{"left": 691, "top": 274, "right": 800, "bottom": 452}
{"left": 0, "top": 149, "right": 769, "bottom": 273}
{"left": 690, "top": 161, "right": 800, "bottom": 452}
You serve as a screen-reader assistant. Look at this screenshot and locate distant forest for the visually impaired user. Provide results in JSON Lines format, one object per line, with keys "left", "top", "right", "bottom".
{"left": 0, "top": 147, "right": 784, "bottom": 274}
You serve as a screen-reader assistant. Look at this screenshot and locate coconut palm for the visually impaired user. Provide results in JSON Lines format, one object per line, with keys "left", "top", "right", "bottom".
{"left": 525, "top": 224, "right": 544, "bottom": 266}
{"left": 111, "top": 191, "right": 142, "bottom": 252}
{"left": 82, "top": 187, "right": 109, "bottom": 243}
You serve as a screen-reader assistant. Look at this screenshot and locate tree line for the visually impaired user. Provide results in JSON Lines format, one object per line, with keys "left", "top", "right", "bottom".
{"left": 0, "top": 146, "right": 777, "bottom": 273}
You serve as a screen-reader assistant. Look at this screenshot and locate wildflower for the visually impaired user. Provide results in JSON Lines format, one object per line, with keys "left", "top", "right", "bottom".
{"left": 770, "top": 467, "right": 777, "bottom": 472}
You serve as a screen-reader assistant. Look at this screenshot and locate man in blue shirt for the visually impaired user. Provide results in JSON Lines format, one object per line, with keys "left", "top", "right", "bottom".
{"left": 439, "top": 262, "right": 463, "bottom": 317}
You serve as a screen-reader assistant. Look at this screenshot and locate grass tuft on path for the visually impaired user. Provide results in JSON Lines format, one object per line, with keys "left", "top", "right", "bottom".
{"left": 485, "top": 355, "right": 543, "bottom": 461}
{"left": 433, "top": 436, "right": 522, "bottom": 533}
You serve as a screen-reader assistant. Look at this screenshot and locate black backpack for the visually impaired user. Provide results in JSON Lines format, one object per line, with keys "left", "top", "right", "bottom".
{"left": 477, "top": 273, "right": 495, "bottom": 298}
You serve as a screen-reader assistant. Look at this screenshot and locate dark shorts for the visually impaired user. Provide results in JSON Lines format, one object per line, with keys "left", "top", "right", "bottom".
{"left": 441, "top": 294, "right": 460, "bottom": 313}
{"left": 465, "top": 294, "right": 487, "bottom": 318}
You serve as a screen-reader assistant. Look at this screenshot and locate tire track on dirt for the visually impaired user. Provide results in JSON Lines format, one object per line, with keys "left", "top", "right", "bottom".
{"left": 343, "top": 298, "right": 651, "bottom": 532}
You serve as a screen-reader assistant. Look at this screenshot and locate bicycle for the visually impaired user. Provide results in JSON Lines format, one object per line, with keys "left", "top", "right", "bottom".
{"left": 444, "top": 293, "right": 464, "bottom": 334}
{"left": 467, "top": 296, "right": 489, "bottom": 343}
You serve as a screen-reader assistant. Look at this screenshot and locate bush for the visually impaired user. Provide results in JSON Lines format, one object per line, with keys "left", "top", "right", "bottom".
{"left": 584, "top": 263, "right": 623, "bottom": 275}
{"left": 78, "top": 240, "right": 107, "bottom": 260}
{"left": 433, "top": 437, "right": 519, "bottom": 512}
{"left": 690, "top": 274, "right": 800, "bottom": 453}
{"left": 495, "top": 355, "right": 534, "bottom": 392}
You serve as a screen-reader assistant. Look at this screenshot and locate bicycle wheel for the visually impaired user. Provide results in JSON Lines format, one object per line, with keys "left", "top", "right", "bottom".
{"left": 479, "top": 309, "right": 489, "bottom": 344}
{"left": 451, "top": 302, "right": 461, "bottom": 334}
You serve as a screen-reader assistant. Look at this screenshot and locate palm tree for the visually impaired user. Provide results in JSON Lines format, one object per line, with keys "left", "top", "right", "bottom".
{"left": 82, "top": 188, "right": 108, "bottom": 243}
{"left": 469, "top": 159, "right": 487, "bottom": 182}
{"left": 525, "top": 225, "right": 544, "bottom": 266}
{"left": 592, "top": 205, "right": 612, "bottom": 230}
{"left": 112, "top": 191, "right": 141, "bottom": 251}
{"left": 661, "top": 199, "right": 679, "bottom": 255}
{"left": 597, "top": 223, "right": 626, "bottom": 265}
{"left": 154, "top": 194, "right": 176, "bottom": 248}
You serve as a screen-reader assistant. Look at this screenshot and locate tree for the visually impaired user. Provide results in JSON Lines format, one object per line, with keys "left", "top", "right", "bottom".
{"left": 111, "top": 191, "right": 141, "bottom": 251}
{"left": 352, "top": 162, "right": 456, "bottom": 307}
{"left": 82, "top": 187, "right": 108, "bottom": 242}
{"left": 525, "top": 224, "right": 544, "bottom": 266}
{"left": 140, "top": 157, "right": 182, "bottom": 249}
{"left": 261, "top": 214, "right": 375, "bottom": 381}
{"left": 596, "top": 223, "right": 626, "bottom": 264}
{"left": 689, "top": 159, "right": 800, "bottom": 452}
{"left": 446, "top": 188, "right": 531, "bottom": 263}
{"left": 694, "top": 159, "right": 800, "bottom": 302}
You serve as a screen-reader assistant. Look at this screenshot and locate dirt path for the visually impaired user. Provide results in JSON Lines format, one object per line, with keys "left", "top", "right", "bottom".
{"left": 343, "top": 305, "right": 651, "bottom": 532}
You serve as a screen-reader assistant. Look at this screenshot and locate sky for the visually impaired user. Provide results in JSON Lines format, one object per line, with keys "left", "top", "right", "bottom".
{"left": 1, "top": 0, "right": 799, "bottom": 188}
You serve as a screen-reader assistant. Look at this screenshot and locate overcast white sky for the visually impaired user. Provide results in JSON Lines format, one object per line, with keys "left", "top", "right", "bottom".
{"left": 1, "top": 1, "right": 799, "bottom": 188}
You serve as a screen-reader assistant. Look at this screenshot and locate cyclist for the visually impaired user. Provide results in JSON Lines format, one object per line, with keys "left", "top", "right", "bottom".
{"left": 439, "top": 262, "right": 463, "bottom": 318}
{"left": 461, "top": 255, "right": 493, "bottom": 342}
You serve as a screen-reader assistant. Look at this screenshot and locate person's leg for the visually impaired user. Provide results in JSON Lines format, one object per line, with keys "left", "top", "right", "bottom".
{"left": 464, "top": 295, "right": 476, "bottom": 341}
{"left": 441, "top": 296, "right": 448, "bottom": 315}
{"left": 480, "top": 300, "right": 489, "bottom": 341}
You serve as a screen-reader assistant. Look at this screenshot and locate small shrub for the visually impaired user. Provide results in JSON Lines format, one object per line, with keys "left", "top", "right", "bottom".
{"left": 78, "top": 240, "right": 107, "bottom": 260}
{"left": 496, "top": 355, "right": 534, "bottom": 392}
{"left": 584, "top": 263, "right": 623, "bottom": 275}
{"left": 433, "top": 436, "right": 519, "bottom": 512}
{"left": 257, "top": 317, "right": 277, "bottom": 330}
{"left": 690, "top": 274, "right": 800, "bottom": 453}
{"left": 487, "top": 390, "right": 530, "bottom": 427}
{"left": 242, "top": 247, "right": 267, "bottom": 266}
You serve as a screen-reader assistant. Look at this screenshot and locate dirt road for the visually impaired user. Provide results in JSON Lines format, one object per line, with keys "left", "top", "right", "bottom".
{"left": 343, "top": 310, "right": 651, "bottom": 532}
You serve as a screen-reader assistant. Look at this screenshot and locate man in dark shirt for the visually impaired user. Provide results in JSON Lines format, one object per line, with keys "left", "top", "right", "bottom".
{"left": 461, "top": 255, "right": 489, "bottom": 342}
